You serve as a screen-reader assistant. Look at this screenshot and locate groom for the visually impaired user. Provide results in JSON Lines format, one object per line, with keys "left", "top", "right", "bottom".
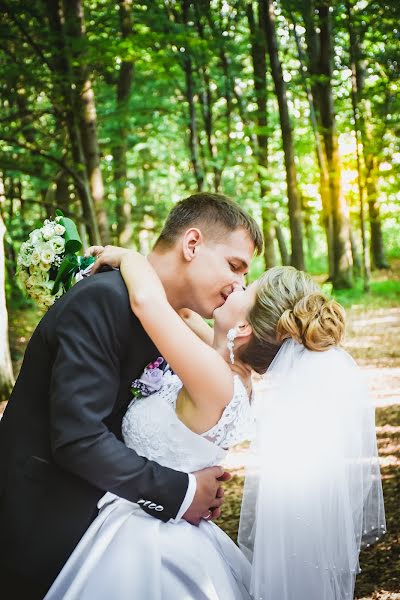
{"left": 0, "top": 192, "right": 263, "bottom": 599}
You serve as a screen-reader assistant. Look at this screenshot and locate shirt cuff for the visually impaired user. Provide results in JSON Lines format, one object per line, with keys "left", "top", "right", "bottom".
{"left": 170, "top": 473, "right": 197, "bottom": 523}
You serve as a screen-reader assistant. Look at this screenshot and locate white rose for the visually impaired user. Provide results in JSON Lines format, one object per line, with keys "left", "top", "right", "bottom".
{"left": 31, "top": 267, "right": 49, "bottom": 281}
{"left": 29, "top": 229, "right": 43, "bottom": 244}
{"left": 48, "top": 236, "right": 65, "bottom": 255}
{"left": 40, "top": 261, "right": 52, "bottom": 271}
{"left": 26, "top": 275, "right": 39, "bottom": 289}
{"left": 42, "top": 223, "right": 55, "bottom": 240}
{"left": 30, "top": 250, "right": 41, "bottom": 265}
{"left": 20, "top": 253, "right": 31, "bottom": 268}
{"left": 54, "top": 224, "right": 65, "bottom": 236}
{"left": 40, "top": 246, "right": 55, "bottom": 264}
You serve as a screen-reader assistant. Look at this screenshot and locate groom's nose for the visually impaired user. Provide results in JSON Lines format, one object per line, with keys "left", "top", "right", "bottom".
{"left": 232, "top": 274, "right": 246, "bottom": 291}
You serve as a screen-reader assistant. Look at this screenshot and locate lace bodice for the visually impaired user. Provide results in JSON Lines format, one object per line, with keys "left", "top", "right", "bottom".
{"left": 122, "top": 371, "right": 254, "bottom": 473}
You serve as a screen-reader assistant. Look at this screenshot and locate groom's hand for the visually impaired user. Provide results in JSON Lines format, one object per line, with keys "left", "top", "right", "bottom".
{"left": 183, "top": 466, "right": 232, "bottom": 526}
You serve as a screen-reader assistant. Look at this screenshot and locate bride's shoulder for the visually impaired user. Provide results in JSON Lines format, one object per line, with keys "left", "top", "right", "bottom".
{"left": 202, "top": 374, "right": 254, "bottom": 448}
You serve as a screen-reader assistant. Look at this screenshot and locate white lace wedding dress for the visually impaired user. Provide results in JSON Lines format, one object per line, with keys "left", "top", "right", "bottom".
{"left": 45, "top": 371, "right": 254, "bottom": 600}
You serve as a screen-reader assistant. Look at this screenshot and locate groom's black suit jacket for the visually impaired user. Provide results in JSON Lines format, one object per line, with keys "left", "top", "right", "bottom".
{"left": 0, "top": 270, "right": 188, "bottom": 597}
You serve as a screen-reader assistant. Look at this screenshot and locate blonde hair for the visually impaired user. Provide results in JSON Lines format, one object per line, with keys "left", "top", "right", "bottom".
{"left": 240, "top": 267, "right": 345, "bottom": 374}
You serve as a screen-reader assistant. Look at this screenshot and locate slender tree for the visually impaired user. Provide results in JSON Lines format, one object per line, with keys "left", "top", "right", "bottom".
{"left": 113, "top": 0, "right": 135, "bottom": 246}
{"left": 45, "top": 0, "right": 101, "bottom": 244}
{"left": 302, "top": 0, "right": 353, "bottom": 288}
{"left": 288, "top": 9, "right": 333, "bottom": 275}
{"left": 346, "top": 0, "right": 371, "bottom": 289}
{"left": 345, "top": 2, "right": 388, "bottom": 269}
{"left": 247, "top": 2, "right": 278, "bottom": 268}
{"left": 0, "top": 177, "right": 14, "bottom": 400}
{"left": 178, "top": 0, "right": 204, "bottom": 191}
{"left": 63, "top": 0, "right": 111, "bottom": 244}
{"left": 261, "top": 0, "right": 305, "bottom": 270}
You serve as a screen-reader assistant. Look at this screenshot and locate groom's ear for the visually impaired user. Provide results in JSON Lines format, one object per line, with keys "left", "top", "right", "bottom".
{"left": 182, "top": 228, "right": 203, "bottom": 262}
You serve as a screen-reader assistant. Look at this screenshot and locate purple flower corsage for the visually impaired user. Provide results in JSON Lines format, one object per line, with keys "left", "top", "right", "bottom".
{"left": 131, "top": 357, "right": 171, "bottom": 399}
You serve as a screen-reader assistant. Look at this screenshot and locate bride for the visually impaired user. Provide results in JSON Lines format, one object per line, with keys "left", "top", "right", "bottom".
{"left": 45, "top": 246, "right": 385, "bottom": 600}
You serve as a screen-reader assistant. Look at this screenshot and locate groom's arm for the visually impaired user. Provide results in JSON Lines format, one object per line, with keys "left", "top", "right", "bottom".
{"left": 47, "top": 275, "right": 187, "bottom": 522}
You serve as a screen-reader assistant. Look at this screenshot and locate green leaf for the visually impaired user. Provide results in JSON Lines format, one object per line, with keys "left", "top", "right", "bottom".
{"left": 52, "top": 255, "right": 79, "bottom": 294}
{"left": 58, "top": 215, "right": 83, "bottom": 255}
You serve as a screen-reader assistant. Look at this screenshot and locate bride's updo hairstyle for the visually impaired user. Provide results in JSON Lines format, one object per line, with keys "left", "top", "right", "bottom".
{"left": 239, "top": 266, "right": 345, "bottom": 374}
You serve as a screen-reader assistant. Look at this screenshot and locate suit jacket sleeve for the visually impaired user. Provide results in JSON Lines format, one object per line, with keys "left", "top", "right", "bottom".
{"left": 48, "top": 275, "right": 188, "bottom": 521}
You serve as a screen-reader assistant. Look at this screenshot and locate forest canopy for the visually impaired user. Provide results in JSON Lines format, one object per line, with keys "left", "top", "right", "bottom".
{"left": 0, "top": 0, "right": 399, "bottom": 292}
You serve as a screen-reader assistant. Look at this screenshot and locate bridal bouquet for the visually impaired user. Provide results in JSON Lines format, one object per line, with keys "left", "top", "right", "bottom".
{"left": 17, "top": 210, "right": 95, "bottom": 310}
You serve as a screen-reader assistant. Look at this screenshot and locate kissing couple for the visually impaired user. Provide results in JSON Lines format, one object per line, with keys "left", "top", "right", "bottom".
{"left": 0, "top": 193, "right": 385, "bottom": 599}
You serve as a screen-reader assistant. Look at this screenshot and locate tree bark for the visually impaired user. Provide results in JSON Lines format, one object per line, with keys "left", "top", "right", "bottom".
{"left": 262, "top": 206, "right": 277, "bottom": 268}
{"left": 63, "top": 0, "right": 110, "bottom": 244}
{"left": 303, "top": 0, "right": 353, "bottom": 288}
{"left": 349, "top": 27, "right": 388, "bottom": 269}
{"left": 247, "top": 2, "right": 278, "bottom": 269}
{"left": 0, "top": 179, "right": 14, "bottom": 401}
{"left": 275, "top": 224, "right": 290, "bottom": 265}
{"left": 180, "top": 0, "right": 204, "bottom": 192}
{"left": 289, "top": 11, "right": 333, "bottom": 275}
{"left": 193, "top": 4, "right": 221, "bottom": 191}
{"left": 261, "top": 0, "right": 305, "bottom": 270}
{"left": 346, "top": 0, "right": 371, "bottom": 288}
{"left": 113, "top": 0, "right": 135, "bottom": 246}
{"left": 366, "top": 157, "right": 388, "bottom": 269}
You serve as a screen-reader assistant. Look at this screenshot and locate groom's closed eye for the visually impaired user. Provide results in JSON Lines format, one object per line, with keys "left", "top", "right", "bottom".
{"left": 228, "top": 258, "right": 249, "bottom": 275}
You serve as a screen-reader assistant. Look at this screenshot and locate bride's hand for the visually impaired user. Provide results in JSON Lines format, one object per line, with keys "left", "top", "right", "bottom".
{"left": 85, "top": 245, "right": 132, "bottom": 274}
{"left": 87, "top": 245, "right": 166, "bottom": 312}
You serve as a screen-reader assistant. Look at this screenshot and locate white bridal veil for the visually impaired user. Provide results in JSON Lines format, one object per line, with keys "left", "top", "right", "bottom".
{"left": 238, "top": 340, "right": 385, "bottom": 600}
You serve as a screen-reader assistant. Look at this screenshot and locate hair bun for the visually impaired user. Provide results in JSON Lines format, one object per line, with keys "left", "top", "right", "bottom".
{"left": 277, "top": 293, "right": 345, "bottom": 351}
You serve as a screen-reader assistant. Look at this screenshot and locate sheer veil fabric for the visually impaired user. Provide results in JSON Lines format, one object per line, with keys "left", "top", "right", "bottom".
{"left": 238, "top": 340, "right": 385, "bottom": 600}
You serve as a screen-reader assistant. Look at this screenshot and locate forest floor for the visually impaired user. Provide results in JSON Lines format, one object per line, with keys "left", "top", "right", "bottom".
{"left": 2, "top": 264, "right": 400, "bottom": 599}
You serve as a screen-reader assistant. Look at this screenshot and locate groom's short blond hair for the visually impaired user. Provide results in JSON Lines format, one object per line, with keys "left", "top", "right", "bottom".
{"left": 154, "top": 193, "right": 263, "bottom": 255}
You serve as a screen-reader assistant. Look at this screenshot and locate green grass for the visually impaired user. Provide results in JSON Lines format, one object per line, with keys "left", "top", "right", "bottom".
{"left": 323, "top": 278, "right": 400, "bottom": 309}
{"left": 248, "top": 253, "right": 400, "bottom": 311}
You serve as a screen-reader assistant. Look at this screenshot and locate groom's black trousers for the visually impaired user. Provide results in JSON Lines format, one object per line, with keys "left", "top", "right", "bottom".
{"left": 1, "top": 565, "right": 47, "bottom": 600}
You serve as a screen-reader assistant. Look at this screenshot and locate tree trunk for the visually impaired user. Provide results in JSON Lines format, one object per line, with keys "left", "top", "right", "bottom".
{"left": 63, "top": 0, "right": 110, "bottom": 244}
{"left": 353, "top": 54, "right": 388, "bottom": 268}
{"left": 113, "top": 0, "right": 135, "bottom": 246}
{"left": 0, "top": 179, "right": 14, "bottom": 401}
{"left": 289, "top": 11, "right": 333, "bottom": 275}
{"left": 346, "top": 0, "right": 371, "bottom": 289}
{"left": 262, "top": 206, "right": 277, "bottom": 268}
{"left": 304, "top": 1, "right": 353, "bottom": 288}
{"left": 193, "top": 4, "right": 221, "bottom": 191}
{"left": 45, "top": 0, "right": 101, "bottom": 245}
{"left": 202, "top": 3, "right": 233, "bottom": 176}
{"left": 366, "top": 158, "right": 388, "bottom": 269}
{"left": 247, "top": 2, "right": 278, "bottom": 269}
{"left": 180, "top": 0, "right": 204, "bottom": 192}
{"left": 261, "top": 0, "right": 305, "bottom": 271}
{"left": 275, "top": 224, "right": 290, "bottom": 265}
{"left": 349, "top": 227, "right": 362, "bottom": 277}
